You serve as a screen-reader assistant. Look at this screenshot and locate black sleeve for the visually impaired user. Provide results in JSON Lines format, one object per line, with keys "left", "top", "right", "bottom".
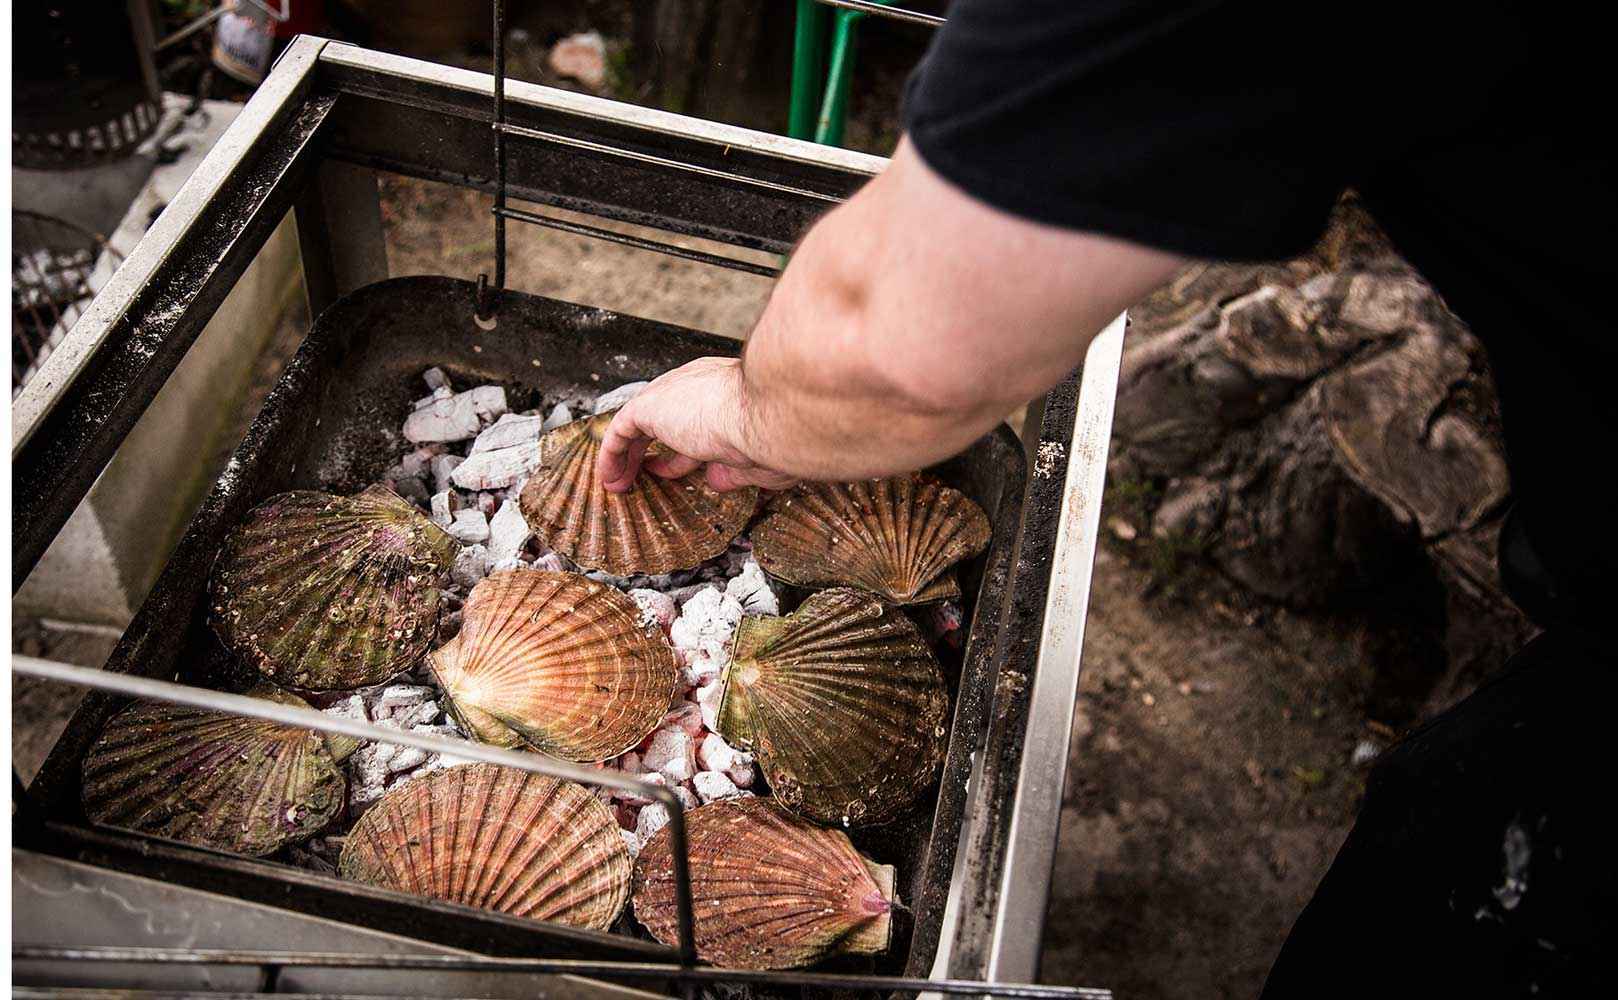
{"left": 903, "top": 0, "right": 1367, "bottom": 261}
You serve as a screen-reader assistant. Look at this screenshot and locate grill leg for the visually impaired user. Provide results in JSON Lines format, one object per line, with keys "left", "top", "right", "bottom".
{"left": 293, "top": 161, "right": 388, "bottom": 318}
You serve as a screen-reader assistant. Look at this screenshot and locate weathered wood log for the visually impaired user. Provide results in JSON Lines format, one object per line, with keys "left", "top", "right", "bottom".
{"left": 1112, "top": 200, "right": 1532, "bottom": 719}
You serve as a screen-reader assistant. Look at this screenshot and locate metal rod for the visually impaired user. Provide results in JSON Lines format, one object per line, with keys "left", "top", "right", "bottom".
{"left": 478, "top": 0, "right": 509, "bottom": 322}
{"left": 494, "top": 206, "right": 779, "bottom": 277}
{"left": 9, "top": 655, "right": 697, "bottom": 968}
{"left": 814, "top": 0, "right": 944, "bottom": 27}
{"left": 11, "top": 947, "right": 1112, "bottom": 1000}
{"left": 495, "top": 122, "right": 843, "bottom": 205}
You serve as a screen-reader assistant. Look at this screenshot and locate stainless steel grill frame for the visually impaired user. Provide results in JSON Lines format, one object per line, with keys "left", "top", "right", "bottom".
{"left": 11, "top": 34, "right": 1123, "bottom": 997}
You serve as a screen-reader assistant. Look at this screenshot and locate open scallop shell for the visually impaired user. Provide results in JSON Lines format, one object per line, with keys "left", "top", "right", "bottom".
{"left": 718, "top": 587, "right": 949, "bottom": 827}
{"left": 210, "top": 485, "right": 457, "bottom": 691}
{"left": 749, "top": 474, "right": 990, "bottom": 604}
{"left": 81, "top": 688, "right": 345, "bottom": 857}
{"left": 633, "top": 797, "right": 896, "bottom": 969}
{"left": 339, "top": 763, "right": 630, "bottom": 930}
{"left": 517, "top": 410, "right": 758, "bottom": 576}
{"left": 428, "top": 569, "right": 678, "bottom": 761}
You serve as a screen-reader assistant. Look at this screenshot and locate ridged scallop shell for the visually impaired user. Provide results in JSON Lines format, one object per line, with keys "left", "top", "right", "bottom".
{"left": 428, "top": 569, "right": 678, "bottom": 761}
{"left": 81, "top": 689, "right": 345, "bottom": 857}
{"left": 517, "top": 411, "right": 758, "bottom": 576}
{"left": 633, "top": 797, "right": 896, "bottom": 969}
{"left": 718, "top": 587, "right": 949, "bottom": 827}
{"left": 339, "top": 762, "right": 630, "bottom": 930}
{"left": 210, "top": 485, "right": 457, "bottom": 691}
{"left": 750, "top": 474, "right": 990, "bottom": 604}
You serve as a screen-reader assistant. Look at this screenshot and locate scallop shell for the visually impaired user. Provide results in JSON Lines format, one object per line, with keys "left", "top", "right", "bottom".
{"left": 517, "top": 411, "right": 758, "bottom": 576}
{"left": 428, "top": 569, "right": 678, "bottom": 761}
{"left": 718, "top": 587, "right": 949, "bottom": 827}
{"left": 339, "top": 762, "right": 630, "bottom": 930}
{"left": 749, "top": 474, "right": 991, "bottom": 604}
{"left": 81, "top": 689, "right": 345, "bottom": 857}
{"left": 633, "top": 797, "right": 896, "bottom": 969}
{"left": 210, "top": 485, "right": 457, "bottom": 691}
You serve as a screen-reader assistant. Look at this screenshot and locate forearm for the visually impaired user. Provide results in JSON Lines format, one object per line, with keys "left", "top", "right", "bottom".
{"left": 731, "top": 139, "right": 1186, "bottom": 481}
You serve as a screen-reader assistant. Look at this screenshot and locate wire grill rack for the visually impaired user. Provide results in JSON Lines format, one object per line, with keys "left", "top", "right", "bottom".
{"left": 12, "top": 210, "right": 123, "bottom": 396}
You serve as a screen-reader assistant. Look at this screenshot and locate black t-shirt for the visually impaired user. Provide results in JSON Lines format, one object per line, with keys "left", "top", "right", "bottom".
{"left": 905, "top": 0, "right": 1612, "bottom": 631}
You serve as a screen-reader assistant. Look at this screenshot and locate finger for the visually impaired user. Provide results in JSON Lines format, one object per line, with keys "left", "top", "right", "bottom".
{"left": 646, "top": 452, "right": 704, "bottom": 480}
{"left": 597, "top": 409, "right": 654, "bottom": 493}
{"left": 707, "top": 463, "right": 797, "bottom": 493}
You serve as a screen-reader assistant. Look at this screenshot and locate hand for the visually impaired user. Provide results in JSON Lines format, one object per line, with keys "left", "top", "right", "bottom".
{"left": 596, "top": 357, "right": 800, "bottom": 494}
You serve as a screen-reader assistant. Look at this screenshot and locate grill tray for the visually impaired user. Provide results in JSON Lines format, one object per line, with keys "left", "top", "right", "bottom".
{"left": 25, "top": 276, "right": 1029, "bottom": 979}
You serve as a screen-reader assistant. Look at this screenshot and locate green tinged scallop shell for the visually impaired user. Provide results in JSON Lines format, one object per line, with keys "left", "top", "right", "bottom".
{"left": 427, "top": 569, "right": 678, "bottom": 762}
{"left": 210, "top": 485, "right": 457, "bottom": 690}
{"left": 517, "top": 410, "right": 758, "bottom": 576}
{"left": 750, "top": 473, "right": 991, "bottom": 604}
{"left": 718, "top": 587, "right": 949, "bottom": 827}
{"left": 81, "top": 689, "right": 345, "bottom": 857}
{"left": 339, "top": 763, "right": 631, "bottom": 931}
{"left": 633, "top": 797, "right": 896, "bottom": 969}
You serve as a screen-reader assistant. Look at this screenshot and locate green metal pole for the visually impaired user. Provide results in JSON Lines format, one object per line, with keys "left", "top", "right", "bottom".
{"left": 814, "top": 7, "right": 863, "bottom": 146}
{"left": 788, "top": 0, "right": 829, "bottom": 140}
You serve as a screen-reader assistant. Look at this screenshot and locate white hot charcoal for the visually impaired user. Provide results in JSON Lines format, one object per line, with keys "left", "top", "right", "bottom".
{"left": 643, "top": 726, "right": 696, "bottom": 783}
{"left": 669, "top": 587, "right": 745, "bottom": 653}
{"left": 471, "top": 412, "right": 545, "bottom": 454}
{"left": 451, "top": 543, "right": 490, "bottom": 588}
{"left": 612, "top": 770, "right": 666, "bottom": 807}
{"left": 695, "top": 680, "right": 724, "bottom": 732}
{"left": 386, "top": 746, "right": 430, "bottom": 774}
{"left": 399, "top": 699, "right": 442, "bottom": 728}
{"left": 431, "top": 454, "right": 464, "bottom": 494}
{"left": 693, "top": 770, "right": 744, "bottom": 803}
{"left": 634, "top": 802, "right": 670, "bottom": 850}
{"left": 448, "top": 509, "right": 490, "bottom": 545}
{"left": 662, "top": 703, "right": 705, "bottom": 740}
{"left": 681, "top": 644, "right": 728, "bottom": 689}
{"left": 487, "top": 500, "right": 532, "bottom": 563}
{"left": 672, "top": 785, "right": 699, "bottom": 811}
{"left": 403, "top": 386, "right": 506, "bottom": 443}
{"left": 727, "top": 762, "right": 755, "bottom": 788}
{"left": 491, "top": 556, "right": 528, "bottom": 573}
{"left": 422, "top": 366, "right": 450, "bottom": 391}
{"left": 376, "top": 685, "right": 435, "bottom": 717}
{"left": 323, "top": 694, "right": 368, "bottom": 725}
{"left": 592, "top": 380, "right": 650, "bottom": 414}
{"left": 541, "top": 402, "right": 573, "bottom": 431}
{"left": 616, "top": 750, "right": 645, "bottom": 774}
{"left": 430, "top": 489, "right": 461, "bottom": 528}
{"left": 621, "top": 827, "right": 641, "bottom": 860}
{"left": 724, "top": 558, "right": 779, "bottom": 615}
{"left": 698, "top": 732, "right": 753, "bottom": 773}
{"left": 628, "top": 588, "right": 678, "bottom": 631}
{"left": 450, "top": 441, "right": 541, "bottom": 491}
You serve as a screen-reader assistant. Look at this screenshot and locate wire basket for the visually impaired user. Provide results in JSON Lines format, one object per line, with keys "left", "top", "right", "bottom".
{"left": 12, "top": 210, "right": 123, "bottom": 396}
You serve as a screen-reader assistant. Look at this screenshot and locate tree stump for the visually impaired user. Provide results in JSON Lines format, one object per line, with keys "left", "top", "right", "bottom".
{"left": 1112, "top": 199, "right": 1533, "bottom": 719}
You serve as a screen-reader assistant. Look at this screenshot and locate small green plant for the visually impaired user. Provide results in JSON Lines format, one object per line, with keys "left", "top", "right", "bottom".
{"left": 1143, "top": 528, "right": 1214, "bottom": 598}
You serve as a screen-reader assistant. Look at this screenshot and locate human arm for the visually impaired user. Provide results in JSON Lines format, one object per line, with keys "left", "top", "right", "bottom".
{"left": 596, "top": 138, "right": 1186, "bottom": 492}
